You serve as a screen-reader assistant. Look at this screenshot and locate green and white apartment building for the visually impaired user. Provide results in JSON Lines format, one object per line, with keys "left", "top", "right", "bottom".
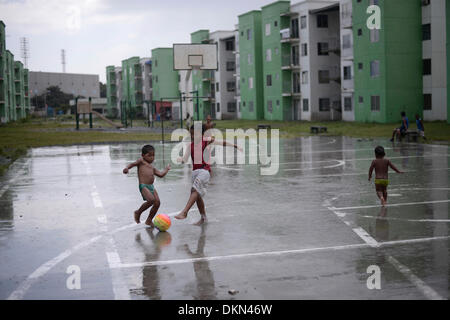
{"left": 106, "top": 0, "right": 450, "bottom": 124}
{"left": 0, "top": 21, "right": 31, "bottom": 124}
{"left": 106, "top": 56, "right": 152, "bottom": 120}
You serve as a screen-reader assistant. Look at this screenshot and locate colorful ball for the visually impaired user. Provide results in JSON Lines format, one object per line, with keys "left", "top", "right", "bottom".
{"left": 154, "top": 214, "right": 171, "bottom": 232}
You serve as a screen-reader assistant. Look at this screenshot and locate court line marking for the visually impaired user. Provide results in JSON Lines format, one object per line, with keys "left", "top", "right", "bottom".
{"left": 387, "top": 256, "right": 444, "bottom": 300}
{"left": 107, "top": 236, "right": 450, "bottom": 270}
{"left": 331, "top": 199, "right": 450, "bottom": 211}
{"left": 81, "top": 155, "right": 130, "bottom": 300}
{"left": 6, "top": 197, "right": 250, "bottom": 300}
{"left": 0, "top": 159, "right": 31, "bottom": 199}
{"left": 325, "top": 202, "right": 445, "bottom": 300}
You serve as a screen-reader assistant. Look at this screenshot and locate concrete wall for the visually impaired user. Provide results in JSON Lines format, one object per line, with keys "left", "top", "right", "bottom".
{"left": 29, "top": 71, "right": 99, "bottom": 98}
{"left": 422, "top": 0, "right": 448, "bottom": 121}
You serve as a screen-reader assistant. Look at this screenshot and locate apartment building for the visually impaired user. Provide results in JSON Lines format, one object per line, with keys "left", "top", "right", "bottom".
{"left": 0, "top": 21, "right": 30, "bottom": 123}
{"left": 238, "top": 11, "right": 265, "bottom": 120}
{"left": 340, "top": 0, "right": 355, "bottom": 121}
{"left": 151, "top": 48, "right": 179, "bottom": 119}
{"left": 106, "top": 57, "right": 151, "bottom": 120}
{"left": 448, "top": 0, "right": 450, "bottom": 124}
{"left": 422, "top": 0, "right": 448, "bottom": 121}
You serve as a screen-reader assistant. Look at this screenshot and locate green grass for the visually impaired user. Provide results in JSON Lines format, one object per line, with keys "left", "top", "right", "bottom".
{"left": 1, "top": 118, "right": 449, "bottom": 176}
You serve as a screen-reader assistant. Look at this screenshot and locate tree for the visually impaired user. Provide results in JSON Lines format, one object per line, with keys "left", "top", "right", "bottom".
{"left": 35, "top": 86, "right": 74, "bottom": 113}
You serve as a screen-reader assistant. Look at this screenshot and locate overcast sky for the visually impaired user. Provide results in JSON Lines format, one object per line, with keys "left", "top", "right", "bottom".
{"left": 1, "top": 0, "right": 328, "bottom": 82}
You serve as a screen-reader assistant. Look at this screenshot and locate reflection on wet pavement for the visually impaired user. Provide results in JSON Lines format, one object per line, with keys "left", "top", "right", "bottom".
{"left": 0, "top": 137, "right": 448, "bottom": 299}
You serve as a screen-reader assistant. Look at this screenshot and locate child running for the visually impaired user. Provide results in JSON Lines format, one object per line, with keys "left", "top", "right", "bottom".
{"left": 368, "top": 146, "right": 404, "bottom": 206}
{"left": 123, "top": 145, "right": 170, "bottom": 227}
{"left": 175, "top": 124, "right": 241, "bottom": 225}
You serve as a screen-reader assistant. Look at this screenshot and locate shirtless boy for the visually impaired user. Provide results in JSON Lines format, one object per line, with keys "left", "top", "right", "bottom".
{"left": 368, "top": 146, "right": 404, "bottom": 206}
{"left": 123, "top": 145, "right": 170, "bottom": 226}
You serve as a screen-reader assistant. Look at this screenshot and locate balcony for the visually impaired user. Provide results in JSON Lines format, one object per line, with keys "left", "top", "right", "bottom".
{"left": 324, "top": 39, "right": 341, "bottom": 55}
{"left": 282, "top": 80, "right": 301, "bottom": 97}
{"left": 280, "top": 28, "right": 299, "bottom": 43}
{"left": 282, "top": 54, "right": 301, "bottom": 70}
{"left": 202, "top": 70, "right": 214, "bottom": 82}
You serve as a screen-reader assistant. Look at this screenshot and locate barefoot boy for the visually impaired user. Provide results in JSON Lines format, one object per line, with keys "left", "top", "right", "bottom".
{"left": 368, "top": 146, "right": 404, "bottom": 206}
{"left": 175, "top": 124, "right": 241, "bottom": 225}
{"left": 123, "top": 145, "right": 170, "bottom": 226}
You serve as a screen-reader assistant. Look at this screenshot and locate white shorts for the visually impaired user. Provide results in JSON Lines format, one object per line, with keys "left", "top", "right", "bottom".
{"left": 418, "top": 130, "right": 425, "bottom": 137}
{"left": 192, "top": 169, "right": 210, "bottom": 198}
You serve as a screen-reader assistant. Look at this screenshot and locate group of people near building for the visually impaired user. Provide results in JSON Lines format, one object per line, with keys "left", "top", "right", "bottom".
{"left": 391, "top": 112, "right": 427, "bottom": 142}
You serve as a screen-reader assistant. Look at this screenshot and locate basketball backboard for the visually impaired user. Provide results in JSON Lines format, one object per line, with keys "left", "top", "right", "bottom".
{"left": 173, "top": 43, "right": 218, "bottom": 71}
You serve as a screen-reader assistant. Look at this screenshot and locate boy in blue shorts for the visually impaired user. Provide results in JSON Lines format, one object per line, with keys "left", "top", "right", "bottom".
{"left": 415, "top": 114, "right": 427, "bottom": 140}
{"left": 123, "top": 145, "right": 170, "bottom": 226}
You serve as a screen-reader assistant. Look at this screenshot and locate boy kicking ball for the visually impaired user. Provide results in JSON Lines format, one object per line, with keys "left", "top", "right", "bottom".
{"left": 368, "top": 146, "right": 404, "bottom": 206}
{"left": 175, "top": 124, "right": 241, "bottom": 225}
{"left": 123, "top": 145, "right": 170, "bottom": 227}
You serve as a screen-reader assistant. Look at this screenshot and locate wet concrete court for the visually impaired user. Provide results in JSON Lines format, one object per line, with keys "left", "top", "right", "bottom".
{"left": 0, "top": 136, "right": 449, "bottom": 300}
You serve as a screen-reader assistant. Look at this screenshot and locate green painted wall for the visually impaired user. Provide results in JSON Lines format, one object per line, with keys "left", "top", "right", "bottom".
{"left": 23, "top": 68, "right": 30, "bottom": 114}
{"left": 191, "top": 30, "right": 211, "bottom": 120}
{"left": 353, "top": 0, "right": 422, "bottom": 124}
{"left": 239, "top": 11, "right": 264, "bottom": 120}
{"left": 6, "top": 51, "right": 16, "bottom": 121}
{"left": 151, "top": 48, "right": 179, "bottom": 104}
{"left": 0, "top": 21, "right": 6, "bottom": 122}
{"left": 106, "top": 65, "right": 117, "bottom": 117}
{"left": 14, "top": 61, "right": 25, "bottom": 119}
{"left": 261, "top": 1, "right": 291, "bottom": 121}
{"left": 447, "top": 0, "right": 450, "bottom": 123}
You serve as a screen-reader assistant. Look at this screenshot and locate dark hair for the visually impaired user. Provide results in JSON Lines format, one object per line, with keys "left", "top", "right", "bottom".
{"left": 142, "top": 145, "right": 155, "bottom": 155}
{"left": 375, "top": 146, "right": 385, "bottom": 158}
{"left": 190, "top": 124, "right": 206, "bottom": 134}
{"left": 401, "top": 111, "right": 406, "bottom": 117}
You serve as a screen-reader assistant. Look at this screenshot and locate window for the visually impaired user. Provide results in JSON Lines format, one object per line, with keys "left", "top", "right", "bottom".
{"left": 319, "top": 98, "right": 330, "bottom": 111}
{"left": 359, "top": 96, "right": 364, "bottom": 103}
{"left": 217, "top": 103, "right": 220, "bottom": 112}
{"left": 266, "top": 49, "right": 272, "bottom": 62}
{"left": 358, "top": 29, "right": 363, "bottom": 36}
{"left": 155, "top": 75, "right": 158, "bottom": 83}
{"left": 216, "top": 82, "right": 219, "bottom": 92}
{"left": 249, "top": 77, "right": 254, "bottom": 89}
{"left": 343, "top": 35, "right": 351, "bottom": 49}
{"left": 370, "top": 60, "right": 380, "bottom": 77}
{"left": 423, "top": 59, "right": 431, "bottom": 75}
{"left": 227, "top": 102, "right": 236, "bottom": 112}
{"left": 225, "top": 40, "right": 235, "bottom": 51}
{"left": 266, "top": 74, "right": 272, "bottom": 87}
{"left": 343, "top": 66, "right": 352, "bottom": 80}
{"left": 227, "top": 81, "right": 235, "bottom": 92}
{"left": 344, "top": 97, "right": 352, "bottom": 111}
{"left": 267, "top": 100, "right": 273, "bottom": 113}
{"left": 318, "top": 70, "right": 330, "bottom": 84}
{"left": 248, "top": 53, "right": 253, "bottom": 64}
{"left": 303, "top": 99, "right": 309, "bottom": 111}
{"left": 238, "top": 102, "right": 241, "bottom": 112}
{"left": 265, "top": 23, "right": 271, "bottom": 36}
{"left": 300, "top": 16, "right": 307, "bottom": 29}
{"left": 226, "top": 61, "right": 235, "bottom": 71}
{"left": 154, "top": 60, "right": 158, "bottom": 67}
{"left": 291, "top": 18, "right": 299, "bottom": 38}
{"left": 371, "top": 95, "right": 380, "bottom": 111}
{"left": 302, "top": 71, "right": 308, "bottom": 84}
{"left": 247, "top": 29, "right": 252, "bottom": 40}
{"left": 317, "top": 14, "right": 328, "bottom": 28}
{"left": 274, "top": 20, "right": 278, "bottom": 27}
{"left": 249, "top": 101, "right": 254, "bottom": 112}
{"left": 301, "top": 43, "right": 308, "bottom": 56}
{"left": 275, "top": 47, "right": 279, "bottom": 55}
{"left": 358, "top": 62, "right": 363, "bottom": 70}
{"left": 370, "top": 29, "right": 379, "bottom": 42}
{"left": 318, "top": 42, "right": 329, "bottom": 56}
{"left": 424, "top": 94, "right": 432, "bottom": 110}
{"left": 422, "top": 24, "right": 431, "bottom": 41}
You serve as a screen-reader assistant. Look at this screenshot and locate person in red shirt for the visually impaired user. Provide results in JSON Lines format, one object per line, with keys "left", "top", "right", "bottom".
{"left": 175, "top": 124, "right": 241, "bottom": 225}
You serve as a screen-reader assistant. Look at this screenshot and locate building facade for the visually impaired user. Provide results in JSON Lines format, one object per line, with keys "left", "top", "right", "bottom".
{"left": 238, "top": 11, "right": 265, "bottom": 120}
{"left": 29, "top": 71, "right": 99, "bottom": 99}
{"left": 151, "top": 48, "right": 179, "bottom": 119}
{"left": 0, "top": 21, "right": 30, "bottom": 123}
